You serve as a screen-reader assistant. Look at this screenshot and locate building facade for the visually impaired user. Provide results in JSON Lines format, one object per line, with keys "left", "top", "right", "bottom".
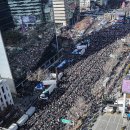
{"left": 52, "top": 0, "right": 80, "bottom": 28}
{"left": 80, "top": 0, "right": 91, "bottom": 12}
{"left": 0, "top": 31, "right": 16, "bottom": 94}
{"left": 0, "top": 0, "right": 14, "bottom": 31}
{"left": 8, "top": 0, "right": 46, "bottom": 27}
{"left": 95, "top": 0, "right": 108, "bottom": 6}
{"left": 44, "top": 0, "right": 53, "bottom": 22}
{"left": 0, "top": 79, "right": 14, "bottom": 111}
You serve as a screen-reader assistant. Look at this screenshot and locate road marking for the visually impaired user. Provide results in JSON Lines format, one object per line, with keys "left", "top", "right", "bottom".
{"left": 116, "top": 117, "right": 121, "bottom": 130}
{"left": 113, "top": 114, "right": 117, "bottom": 122}
{"left": 92, "top": 118, "right": 101, "bottom": 130}
{"left": 127, "top": 120, "right": 129, "bottom": 130}
{"left": 104, "top": 115, "right": 111, "bottom": 130}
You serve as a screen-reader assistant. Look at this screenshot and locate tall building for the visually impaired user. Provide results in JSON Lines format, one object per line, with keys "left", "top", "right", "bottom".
{"left": 0, "top": 31, "right": 16, "bottom": 94}
{"left": 0, "top": 0, "right": 14, "bottom": 31}
{"left": 52, "top": 0, "right": 80, "bottom": 28}
{"left": 8, "top": 0, "right": 46, "bottom": 27}
{"left": 0, "top": 79, "right": 14, "bottom": 111}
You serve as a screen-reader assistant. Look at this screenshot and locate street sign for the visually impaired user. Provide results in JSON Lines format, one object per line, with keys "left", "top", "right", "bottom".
{"left": 60, "top": 118, "right": 74, "bottom": 125}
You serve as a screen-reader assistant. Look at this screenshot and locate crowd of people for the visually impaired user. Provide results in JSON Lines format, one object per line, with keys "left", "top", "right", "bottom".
{"left": 5, "top": 17, "right": 93, "bottom": 86}
{"left": 19, "top": 19, "right": 130, "bottom": 130}
{"left": 6, "top": 23, "right": 55, "bottom": 83}
{"left": 60, "top": 17, "right": 93, "bottom": 44}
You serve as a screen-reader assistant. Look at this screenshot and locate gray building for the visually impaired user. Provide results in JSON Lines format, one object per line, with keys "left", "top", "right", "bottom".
{"left": 80, "top": 0, "right": 91, "bottom": 12}
{"left": 8, "top": 0, "right": 46, "bottom": 27}
{"left": 0, "top": 0, "right": 14, "bottom": 31}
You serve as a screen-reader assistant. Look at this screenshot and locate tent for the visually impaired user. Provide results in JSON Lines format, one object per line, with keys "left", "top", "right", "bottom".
{"left": 35, "top": 83, "right": 44, "bottom": 90}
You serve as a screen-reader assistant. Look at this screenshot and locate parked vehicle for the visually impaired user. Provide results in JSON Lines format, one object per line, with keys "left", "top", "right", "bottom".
{"left": 16, "top": 114, "right": 29, "bottom": 127}
{"left": 26, "top": 106, "right": 36, "bottom": 117}
{"left": 8, "top": 123, "right": 18, "bottom": 130}
{"left": 39, "top": 84, "right": 57, "bottom": 100}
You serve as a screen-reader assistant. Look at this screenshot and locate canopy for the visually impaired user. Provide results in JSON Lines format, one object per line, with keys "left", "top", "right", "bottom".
{"left": 35, "top": 83, "right": 44, "bottom": 90}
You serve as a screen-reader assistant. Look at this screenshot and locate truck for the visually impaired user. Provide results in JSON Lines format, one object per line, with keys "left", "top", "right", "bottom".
{"left": 39, "top": 84, "right": 57, "bottom": 100}
{"left": 8, "top": 123, "right": 18, "bottom": 130}
{"left": 25, "top": 106, "right": 36, "bottom": 117}
{"left": 16, "top": 114, "right": 29, "bottom": 127}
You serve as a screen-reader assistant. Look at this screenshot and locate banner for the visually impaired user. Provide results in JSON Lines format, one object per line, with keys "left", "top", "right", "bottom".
{"left": 122, "top": 79, "right": 130, "bottom": 93}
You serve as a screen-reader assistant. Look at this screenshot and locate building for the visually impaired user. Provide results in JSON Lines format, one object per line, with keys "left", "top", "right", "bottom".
{"left": 8, "top": 0, "right": 46, "bottom": 27}
{"left": 0, "top": 0, "right": 14, "bottom": 31}
{"left": 96, "top": 0, "right": 104, "bottom": 6}
{"left": 52, "top": 0, "right": 80, "bottom": 28}
{"left": 44, "top": 0, "right": 53, "bottom": 22}
{"left": 0, "top": 31, "right": 16, "bottom": 94}
{"left": 91, "top": 0, "right": 108, "bottom": 6}
{"left": 0, "top": 79, "right": 14, "bottom": 111}
{"left": 80, "top": 0, "right": 91, "bottom": 12}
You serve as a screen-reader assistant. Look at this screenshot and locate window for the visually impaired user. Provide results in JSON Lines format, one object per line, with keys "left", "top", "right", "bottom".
{"left": 1, "top": 98, "right": 3, "bottom": 103}
{"left": 45, "top": 13, "right": 51, "bottom": 21}
{"left": 4, "top": 95, "right": 6, "bottom": 99}
{"left": 1, "top": 87, "right": 4, "bottom": 93}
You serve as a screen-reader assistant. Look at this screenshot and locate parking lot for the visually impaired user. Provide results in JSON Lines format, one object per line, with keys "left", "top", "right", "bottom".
{"left": 92, "top": 113, "right": 130, "bottom": 130}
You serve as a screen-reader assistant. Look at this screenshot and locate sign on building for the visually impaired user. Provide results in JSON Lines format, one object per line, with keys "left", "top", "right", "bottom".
{"left": 122, "top": 79, "right": 130, "bottom": 93}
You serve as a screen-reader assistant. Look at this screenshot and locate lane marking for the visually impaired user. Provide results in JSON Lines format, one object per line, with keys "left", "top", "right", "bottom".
{"left": 127, "top": 120, "right": 129, "bottom": 130}
{"left": 116, "top": 117, "right": 121, "bottom": 130}
{"left": 113, "top": 114, "right": 117, "bottom": 122}
{"left": 105, "top": 115, "right": 111, "bottom": 130}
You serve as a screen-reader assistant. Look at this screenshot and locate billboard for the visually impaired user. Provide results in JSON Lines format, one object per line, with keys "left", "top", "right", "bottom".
{"left": 14, "top": 15, "right": 36, "bottom": 25}
{"left": 22, "top": 16, "right": 36, "bottom": 24}
{"left": 122, "top": 79, "right": 130, "bottom": 93}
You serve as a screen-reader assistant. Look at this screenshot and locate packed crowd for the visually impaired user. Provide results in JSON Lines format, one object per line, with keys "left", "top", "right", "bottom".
{"left": 6, "top": 23, "right": 55, "bottom": 82}
{"left": 20, "top": 21, "right": 130, "bottom": 130}
{"left": 60, "top": 17, "right": 93, "bottom": 44}
{"left": 6, "top": 17, "right": 93, "bottom": 84}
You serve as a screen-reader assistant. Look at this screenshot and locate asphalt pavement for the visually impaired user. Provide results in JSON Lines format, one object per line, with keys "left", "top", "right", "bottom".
{"left": 92, "top": 113, "right": 130, "bottom": 130}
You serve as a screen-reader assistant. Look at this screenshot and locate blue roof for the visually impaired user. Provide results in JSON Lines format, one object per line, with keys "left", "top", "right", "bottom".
{"left": 35, "top": 83, "right": 44, "bottom": 90}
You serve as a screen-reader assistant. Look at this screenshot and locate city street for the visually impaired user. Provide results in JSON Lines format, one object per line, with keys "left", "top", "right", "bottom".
{"left": 92, "top": 113, "right": 130, "bottom": 130}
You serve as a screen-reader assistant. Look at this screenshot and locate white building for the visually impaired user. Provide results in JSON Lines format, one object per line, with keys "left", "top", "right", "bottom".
{"left": 0, "top": 79, "right": 14, "bottom": 111}
{"left": 52, "top": 0, "right": 79, "bottom": 28}
{"left": 0, "top": 31, "right": 16, "bottom": 94}
{"left": 80, "top": 0, "right": 91, "bottom": 12}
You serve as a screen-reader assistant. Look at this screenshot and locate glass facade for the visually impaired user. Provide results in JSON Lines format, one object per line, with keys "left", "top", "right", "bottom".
{"left": 0, "top": 0, "right": 14, "bottom": 31}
